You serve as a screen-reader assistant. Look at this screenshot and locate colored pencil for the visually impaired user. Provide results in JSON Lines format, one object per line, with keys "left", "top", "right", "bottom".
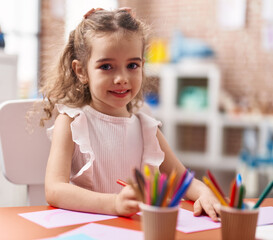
{"left": 237, "top": 184, "right": 245, "bottom": 209}
{"left": 143, "top": 165, "right": 152, "bottom": 205}
{"left": 161, "top": 170, "right": 177, "bottom": 207}
{"left": 116, "top": 179, "right": 128, "bottom": 187}
{"left": 203, "top": 176, "right": 228, "bottom": 206}
{"left": 236, "top": 173, "right": 242, "bottom": 185}
{"left": 144, "top": 165, "right": 151, "bottom": 178}
{"left": 229, "top": 179, "right": 236, "bottom": 207}
{"left": 207, "top": 170, "right": 226, "bottom": 199}
{"left": 156, "top": 176, "right": 168, "bottom": 206}
{"left": 134, "top": 168, "right": 146, "bottom": 201}
{"left": 169, "top": 171, "right": 195, "bottom": 207}
{"left": 233, "top": 174, "right": 242, "bottom": 208}
{"left": 158, "top": 173, "right": 167, "bottom": 195}
{"left": 253, "top": 181, "right": 273, "bottom": 209}
{"left": 152, "top": 170, "right": 159, "bottom": 205}
{"left": 172, "top": 170, "right": 188, "bottom": 200}
{"left": 128, "top": 167, "right": 194, "bottom": 207}
{"left": 145, "top": 177, "right": 151, "bottom": 205}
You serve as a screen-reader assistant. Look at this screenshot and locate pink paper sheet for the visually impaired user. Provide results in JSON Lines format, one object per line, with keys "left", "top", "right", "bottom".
{"left": 46, "top": 207, "right": 273, "bottom": 240}
{"left": 136, "top": 208, "right": 220, "bottom": 233}
{"left": 176, "top": 208, "right": 220, "bottom": 233}
{"left": 60, "top": 223, "right": 143, "bottom": 240}
{"left": 19, "top": 209, "right": 117, "bottom": 228}
{"left": 19, "top": 206, "right": 273, "bottom": 234}
{"left": 176, "top": 206, "right": 273, "bottom": 233}
{"left": 257, "top": 207, "right": 273, "bottom": 225}
{"left": 176, "top": 207, "right": 273, "bottom": 233}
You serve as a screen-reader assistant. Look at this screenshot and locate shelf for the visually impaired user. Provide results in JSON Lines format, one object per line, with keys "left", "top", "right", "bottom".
{"left": 173, "top": 108, "right": 216, "bottom": 123}
{"left": 220, "top": 114, "right": 263, "bottom": 125}
{"left": 176, "top": 152, "right": 238, "bottom": 172}
{"left": 145, "top": 61, "right": 220, "bottom": 77}
{"left": 151, "top": 106, "right": 217, "bottom": 124}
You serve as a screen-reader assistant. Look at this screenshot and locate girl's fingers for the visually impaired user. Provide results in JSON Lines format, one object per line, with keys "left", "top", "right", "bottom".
{"left": 194, "top": 199, "right": 219, "bottom": 222}
{"left": 205, "top": 207, "right": 218, "bottom": 222}
{"left": 203, "top": 200, "right": 219, "bottom": 222}
{"left": 193, "top": 199, "right": 203, "bottom": 216}
{"left": 126, "top": 199, "right": 140, "bottom": 210}
{"left": 214, "top": 203, "right": 221, "bottom": 215}
{"left": 122, "top": 186, "right": 138, "bottom": 200}
{"left": 122, "top": 200, "right": 140, "bottom": 217}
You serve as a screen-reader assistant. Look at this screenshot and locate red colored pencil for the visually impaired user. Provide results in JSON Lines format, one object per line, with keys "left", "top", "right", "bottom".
{"left": 207, "top": 170, "right": 226, "bottom": 199}
{"left": 116, "top": 179, "right": 128, "bottom": 187}
{"left": 229, "top": 179, "right": 236, "bottom": 207}
{"left": 171, "top": 170, "right": 188, "bottom": 201}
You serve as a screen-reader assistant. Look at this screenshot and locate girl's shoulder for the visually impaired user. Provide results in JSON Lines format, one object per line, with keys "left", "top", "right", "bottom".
{"left": 55, "top": 104, "right": 84, "bottom": 119}
{"left": 50, "top": 113, "right": 73, "bottom": 141}
{"left": 135, "top": 111, "right": 162, "bottom": 128}
{"left": 47, "top": 104, "right": 86, "bottom": 139}
{"left": 55, "top": 112, "right": 74, "bottom": 125}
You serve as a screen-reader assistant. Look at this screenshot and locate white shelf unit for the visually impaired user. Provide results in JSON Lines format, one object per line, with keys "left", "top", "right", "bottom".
{"left": 219, "top": 114, "right": 273, "bottom": 197}
{"left": 219, "top": 114, "right": 273, "bottom": 160}
{"left": 145, "top": 62, "right": 273, "bottom": 196}
{"left": 145, "top": 62, "right": 273, "bottom": 174}
{"left": 145, "top": 62, "right": 224, "bottom": 170}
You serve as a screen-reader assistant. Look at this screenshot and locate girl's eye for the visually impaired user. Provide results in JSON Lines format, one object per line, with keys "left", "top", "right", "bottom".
{"left": 127, "top": 63, "right": 139, "bottom": 69}
{"left": 100, "top": 64, "right": 112, "bottom": 70}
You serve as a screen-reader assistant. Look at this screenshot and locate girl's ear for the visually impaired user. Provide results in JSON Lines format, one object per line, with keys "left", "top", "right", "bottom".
{"left": 72, "top": 60, "right": 88, "bottom": 84}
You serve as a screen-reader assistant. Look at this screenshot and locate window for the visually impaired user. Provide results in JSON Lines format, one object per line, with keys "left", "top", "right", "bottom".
{"left": 0, "top": 0, "right": 40, "bottom": 98}
{"left": 65, "top": 0, "right": 118, "bottom": 38}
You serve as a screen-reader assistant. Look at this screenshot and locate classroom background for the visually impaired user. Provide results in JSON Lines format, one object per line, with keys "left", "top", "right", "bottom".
{"left": 0, "top": 0, "right": 273, "bottom": 207}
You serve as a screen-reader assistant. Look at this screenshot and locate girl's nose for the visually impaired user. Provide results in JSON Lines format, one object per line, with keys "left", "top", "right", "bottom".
{"left": 114, "top": 73, "right": 128, "bottom": 85}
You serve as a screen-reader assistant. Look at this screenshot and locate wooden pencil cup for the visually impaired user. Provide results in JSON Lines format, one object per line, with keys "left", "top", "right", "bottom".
{"left": 220, "top": 205, "right": 259, "bottom": 240}
{"left": 139, "top": 203, "right": 179, "bottom": 240}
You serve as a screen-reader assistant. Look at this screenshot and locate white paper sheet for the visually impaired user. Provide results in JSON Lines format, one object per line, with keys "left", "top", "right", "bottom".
{"left": 19, "top": 209, "right": 117, "bottom": 228}
{"left": 256, "top": 224, "right": 273, "bottom": 240}
{"left": 60, "top": 223, "right": 143, "bottom": 240}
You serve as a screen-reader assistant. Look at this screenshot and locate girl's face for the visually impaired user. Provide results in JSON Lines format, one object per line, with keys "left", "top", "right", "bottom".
{"left": 86, "top": 32, "right": 144, "bottom": 117}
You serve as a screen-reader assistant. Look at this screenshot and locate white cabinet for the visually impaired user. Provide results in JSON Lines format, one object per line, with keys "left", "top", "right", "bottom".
{"left": 144, "top": 62, "right": 273, "bottom": 197}
{"left": 145, "top": 62, "right": 232, "bottom": 171}
{"left": 145, "top": 62, "right": 273, "bottom": 174}
{"left": 0, "top": 52, "right": 18, "bottom": 102}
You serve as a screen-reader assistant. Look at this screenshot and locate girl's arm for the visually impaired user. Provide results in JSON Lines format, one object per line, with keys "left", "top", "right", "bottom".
{"left": 45, "top": 114, "right": 138, "bottom": 216}
{"left": 157, "top": 129, "right": 220, "bottom": 221}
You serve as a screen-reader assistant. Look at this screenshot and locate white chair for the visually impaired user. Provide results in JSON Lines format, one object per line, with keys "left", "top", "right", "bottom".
{"left": 0, "top": 99, "right": 54, "bottom": 205}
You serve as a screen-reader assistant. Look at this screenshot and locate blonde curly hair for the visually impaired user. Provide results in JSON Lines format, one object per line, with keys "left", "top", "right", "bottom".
{"left": 40, "top": 8, "right": 151, "bottom": 126}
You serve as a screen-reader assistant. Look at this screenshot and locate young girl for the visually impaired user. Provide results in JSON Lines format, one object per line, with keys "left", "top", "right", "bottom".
{"left": 41, "top": 8, "right": 220, "bottom": 221}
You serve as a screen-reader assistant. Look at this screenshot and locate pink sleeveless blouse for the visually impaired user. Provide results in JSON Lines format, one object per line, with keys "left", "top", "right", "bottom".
{"left": 47, "top": 104, "right": 164, "bottom": 194}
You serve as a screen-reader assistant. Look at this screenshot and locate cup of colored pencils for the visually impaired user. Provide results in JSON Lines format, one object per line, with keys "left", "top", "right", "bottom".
{"left": 133, "top": 166, "right": 194, "bottom": 240}
{"left": 203, "top": 170, "right": 273, "bottom": 240}
{"left": 139, "top": 203, "right": 179, "bottom": 240}
{"left": 220, "top": 203, "right": 259, "bottom": 240}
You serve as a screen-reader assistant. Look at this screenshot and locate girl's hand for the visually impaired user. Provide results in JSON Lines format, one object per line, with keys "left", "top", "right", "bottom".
{"left": 115, "top": 185, "right": 140, "bottom": 217}
{"left": 193, "top": 189, "right": 221, "bottom": 222}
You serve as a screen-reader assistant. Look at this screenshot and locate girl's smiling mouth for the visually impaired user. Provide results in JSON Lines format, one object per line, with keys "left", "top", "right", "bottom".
{"left": 109, "top": 89, "right": 130, "bottom": 97}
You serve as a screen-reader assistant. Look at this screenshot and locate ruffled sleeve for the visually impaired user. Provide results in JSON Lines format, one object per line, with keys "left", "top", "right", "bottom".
{"left": 137, "top": 112, "right": 165, "bottom": 167}
{"left": 47, "top": 104, "right": 94, "bottom": 179}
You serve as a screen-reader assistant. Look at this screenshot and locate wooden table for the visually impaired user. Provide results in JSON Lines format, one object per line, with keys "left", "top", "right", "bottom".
{"left": 0, "top": 199, "right": 272, "bottom": 240}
